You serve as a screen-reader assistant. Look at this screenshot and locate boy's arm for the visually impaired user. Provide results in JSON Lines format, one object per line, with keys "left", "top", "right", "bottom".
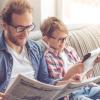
{"left": 62, "top": 63, "right": 84, "bottom": 80}
{"left": 37, "top": 55, "right": 56, "bottom": 84}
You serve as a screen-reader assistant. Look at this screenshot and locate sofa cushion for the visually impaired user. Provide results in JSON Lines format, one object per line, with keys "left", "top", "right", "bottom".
{"left": 29, "top": 30, "right": 42, "bottom": 40}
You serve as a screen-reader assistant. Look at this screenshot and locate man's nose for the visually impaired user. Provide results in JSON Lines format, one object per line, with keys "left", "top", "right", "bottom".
{"left": 22, "top": 29, "right": 29, "bottom": 36}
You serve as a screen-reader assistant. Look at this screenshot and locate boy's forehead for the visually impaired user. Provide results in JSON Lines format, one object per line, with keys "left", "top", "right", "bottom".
{"left": 53, "top": 31, "right": 68, "bottom": 36}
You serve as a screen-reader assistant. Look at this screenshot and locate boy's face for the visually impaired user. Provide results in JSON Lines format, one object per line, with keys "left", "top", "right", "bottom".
{"left": 47, "top": 31, "right": 68, "bottom": 52}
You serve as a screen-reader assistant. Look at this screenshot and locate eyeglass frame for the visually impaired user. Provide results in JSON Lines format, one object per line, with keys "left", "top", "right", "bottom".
{"left": 49, "top": 35, "right": 68, "bottom": 43}
{"left": 8, "top": 23, "right": 35, "bottom": 33}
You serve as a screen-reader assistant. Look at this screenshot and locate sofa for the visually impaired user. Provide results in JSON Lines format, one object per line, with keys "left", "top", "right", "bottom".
{"left": 30, "top": 25, "right": 100, "bottom": 77}
{"left": 68, "top": 25, "right": 100, "bottom": 77}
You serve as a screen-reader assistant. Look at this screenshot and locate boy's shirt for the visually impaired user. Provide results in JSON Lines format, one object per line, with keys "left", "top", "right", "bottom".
{"left": 45, "top": 46, "right": 80, "bottom": 79}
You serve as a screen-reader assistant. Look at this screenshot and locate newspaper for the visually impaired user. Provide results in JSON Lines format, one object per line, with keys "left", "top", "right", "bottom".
{"left": 5, "top": 74, "right": 100, "bottom": 100}
{"left": 81, "top": 48, "right": 100, "bottom": 79}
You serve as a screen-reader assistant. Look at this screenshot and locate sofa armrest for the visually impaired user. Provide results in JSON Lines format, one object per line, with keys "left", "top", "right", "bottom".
{"left": 28, "top": 30, "right": 42, "bottom": 41}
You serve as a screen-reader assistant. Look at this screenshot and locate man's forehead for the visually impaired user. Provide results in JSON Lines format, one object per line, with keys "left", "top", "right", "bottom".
{"left": 11, "top": 12, "right": 33, "bottom": 25}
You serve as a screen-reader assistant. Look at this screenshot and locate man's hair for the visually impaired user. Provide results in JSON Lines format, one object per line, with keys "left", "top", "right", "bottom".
{"left": 40, "top": 17, "right": 68, "bottom": 37}
{"left": 1, "top": 0, "right": 33, "bottom": 24}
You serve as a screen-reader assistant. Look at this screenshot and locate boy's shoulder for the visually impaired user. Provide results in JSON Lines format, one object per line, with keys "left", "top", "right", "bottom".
{"left": 65, "top": 46, "right": 76, "bottom": 53}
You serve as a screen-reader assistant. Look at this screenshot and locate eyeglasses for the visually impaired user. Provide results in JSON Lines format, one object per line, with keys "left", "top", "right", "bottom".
{"left": 8, "top": 23, "right": 35, "bottom": 33}
{"left": 49, "top": 35, "right": 67, "bottom": 43}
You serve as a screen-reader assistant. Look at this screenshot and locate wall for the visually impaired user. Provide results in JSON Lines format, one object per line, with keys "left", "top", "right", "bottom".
{"left": 30, "top": 0, "right": 41, "bottom": 30}
{"left": 41, "top": 0, "right": 56, "bottom": 23}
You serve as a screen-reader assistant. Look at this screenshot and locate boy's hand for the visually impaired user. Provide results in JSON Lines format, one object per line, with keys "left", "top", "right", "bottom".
{"left": 63, "top": 63, "right": 84, "bottom": 80}
{"left": 55, "top": 74, "right": 81, "bottom": 86}
{"left": 71, "top": 73, "right": 81, "bottom": 82}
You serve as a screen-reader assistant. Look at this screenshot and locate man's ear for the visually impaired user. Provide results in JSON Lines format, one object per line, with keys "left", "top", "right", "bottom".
{"left": 2, "top": 21, "right": 8, "bottom": 31}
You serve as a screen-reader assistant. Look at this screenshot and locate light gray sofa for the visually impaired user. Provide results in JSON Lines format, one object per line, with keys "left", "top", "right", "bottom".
{"left": 68, "top": 25, "right": 100, "bottom": 76}
{"left": 30, "top": 25, "right": 100, "bottom": 77}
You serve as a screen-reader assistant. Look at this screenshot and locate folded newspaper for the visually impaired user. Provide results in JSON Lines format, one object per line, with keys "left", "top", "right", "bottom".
{"left": 81, "top": 48, "right": 100, "bottom": 79}
{"left": 5, "top": 74, "right": 100, "bottom": 100}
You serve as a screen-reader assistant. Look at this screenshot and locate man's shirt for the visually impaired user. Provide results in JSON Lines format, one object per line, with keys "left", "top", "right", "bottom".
{"left": 0, "top": 32, "right": 55, "bottom": 92}
{"left": 6, "top": 44, "right": 35, "bottom": 86}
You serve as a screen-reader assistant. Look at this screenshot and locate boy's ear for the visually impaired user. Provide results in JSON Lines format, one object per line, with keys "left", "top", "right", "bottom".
{"left": 43, "top": 36, "right": 48, "bottom": 41}
{"left": 43, "top": 36, "right": 50, "bottom": 44}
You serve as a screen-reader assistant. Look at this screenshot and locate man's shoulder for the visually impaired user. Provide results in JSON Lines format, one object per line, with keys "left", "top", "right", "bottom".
{"left": 27, "top": 40, "right": 44, "bottom": 53}
{"left": 0, "top": 30, "right": 7, "bottom": 51}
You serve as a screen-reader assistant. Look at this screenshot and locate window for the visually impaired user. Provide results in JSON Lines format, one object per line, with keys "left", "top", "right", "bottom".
{"left": 59, "top": 0, "right": 100, "bottom": 24}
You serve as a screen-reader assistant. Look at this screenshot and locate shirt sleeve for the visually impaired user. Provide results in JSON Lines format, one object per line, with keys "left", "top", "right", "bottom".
{"left": 37, "top": 52, "right": 57, "bottom": 84}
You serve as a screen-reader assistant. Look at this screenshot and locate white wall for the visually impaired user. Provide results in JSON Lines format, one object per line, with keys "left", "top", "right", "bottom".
{"left": 31, "top": 0, "right": 57, "bottom": 29}
{"left": 56, "top": 0, "right": 63, "bottom": 20}
{"left": 30, "top": 0, "right": 41, "bottom": 30}
{"left": 41, "top": 0, "right": 56, "bottom": 23}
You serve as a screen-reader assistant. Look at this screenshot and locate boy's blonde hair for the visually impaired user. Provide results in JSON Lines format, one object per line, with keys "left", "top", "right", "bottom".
{"left": 40, "top": 17, "right": 68, "bottom": 37}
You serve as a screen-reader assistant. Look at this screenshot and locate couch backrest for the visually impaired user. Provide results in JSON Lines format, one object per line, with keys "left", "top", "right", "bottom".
{"left": 29, "top": 30, "right": 42, "bottom": 40}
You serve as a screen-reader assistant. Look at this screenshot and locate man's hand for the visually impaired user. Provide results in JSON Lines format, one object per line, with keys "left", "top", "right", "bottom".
{"left": 0, "top": 92, "right": 6, "bottom": 100}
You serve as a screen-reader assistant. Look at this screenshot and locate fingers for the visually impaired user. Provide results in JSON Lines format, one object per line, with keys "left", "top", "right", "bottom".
{"left": 63, "top": 63, "right": 84, "bottom": 81}
{"left": 94, "top": 56, "right": 100, "bottom": 63}
{"left": 71, "top": 74, "right": 81, "bottom": 82}
{"left": 55, "top": 80, "right": 71, "bottom": 86}
{"left": 0, "top": 97, "right": 3, "bottom": 100}
{"left": 0, "top": 93, "right": 4, "bottom": 100}
{"left": 0, "top": 92, "right": 6, "bottom": 100}
{"left": 86, "top": 69, "right": 93, "bottom": 79}
{"left": 73, "top": 62, "right": 84, "bottom": 74}
{"left": 78, "top": 63, "right": 84, "bottom": 73}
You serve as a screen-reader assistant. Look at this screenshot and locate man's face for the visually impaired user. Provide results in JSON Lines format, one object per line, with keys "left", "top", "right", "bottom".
{"left": 5, "top": 12, "right": 34, "bottom": 47}
{"left": 47, "top": 31, "right": 68, "bottom": 52}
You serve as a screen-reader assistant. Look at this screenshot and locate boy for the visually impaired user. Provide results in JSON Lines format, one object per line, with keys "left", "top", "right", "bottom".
{"left": 40, "top": 17, "right": 100, "bottom": 100}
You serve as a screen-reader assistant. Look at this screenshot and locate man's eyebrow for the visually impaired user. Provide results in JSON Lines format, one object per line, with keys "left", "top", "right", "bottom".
{"left": 13, "top": 24, "right": 30, "bottom": 27}
{"left": 16, "top": 25, "right": 25, "bottom": 27}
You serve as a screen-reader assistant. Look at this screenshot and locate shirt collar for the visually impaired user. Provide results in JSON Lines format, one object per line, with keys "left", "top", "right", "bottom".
{"left": 0, "top": 30, "right": 8, "bottom": 51}
{"left": 0, "top": 30, "right": 30, "bottom": 52}
{"left": 48, "top": 47, "right": 60, "bottom": 56}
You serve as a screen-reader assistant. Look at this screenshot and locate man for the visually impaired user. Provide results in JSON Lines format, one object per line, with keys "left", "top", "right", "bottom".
{"left": 0, "top": 0, "right": 58, "bottom": 99}
{"left": 0, "top": 0, "right": 82, "bottom": 100}
{"left": 40, "top": 17, "right": 100, "bottom": 100}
